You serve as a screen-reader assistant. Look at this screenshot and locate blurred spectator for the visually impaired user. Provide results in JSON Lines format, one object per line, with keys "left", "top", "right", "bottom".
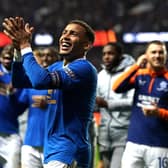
{"left": 18, "top": 46, "right": 59, "bottom": 168}
{"left": 96, "top": 42, "right": 134, "bottom": 168}
{"left": 0, "top": 0, "right": 167, "bottom": 35}
{"left": 0, "top": 44, "right": 26, "bottom": 168}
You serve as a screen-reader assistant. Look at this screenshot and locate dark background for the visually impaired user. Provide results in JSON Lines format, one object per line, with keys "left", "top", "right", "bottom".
{"left": 0, "top": 0, "right": 167, "bottom": 70}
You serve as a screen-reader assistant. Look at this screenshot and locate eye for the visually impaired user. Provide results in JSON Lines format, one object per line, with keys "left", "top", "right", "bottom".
{"left": 159, "top": 51, "right": 164, "bottom": 54}
{"left": 151, "top": 51, "right": 156, "bottom": 54}
{"left": 62, "top": 30, "right": 67, "bottom": 35}
{"left": 70, "top": 31, "right": 78, "bottom": 36}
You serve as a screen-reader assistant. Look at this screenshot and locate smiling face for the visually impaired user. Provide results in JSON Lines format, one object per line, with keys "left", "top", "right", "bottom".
{"left": 146, "top": 43, "right": 167, "bottom": 71}
{"left": 59, "top": 23, "right": 91, "bottom": 62}
{"left": 40, "top": 48, "right": 59, "bottom": 68}
{"left": 0, "top": 45, "right": 14, "bottom": 71}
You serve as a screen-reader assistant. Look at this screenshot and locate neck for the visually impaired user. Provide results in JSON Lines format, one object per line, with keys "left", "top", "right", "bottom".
{"left": 63, "top": 54, "right": 85, "bottom": 66}
{"left": 1, "top": 64, "right": 11, "bottom": 73}
{"left": 149, "top": 66, "right": 165, "bottom": 72}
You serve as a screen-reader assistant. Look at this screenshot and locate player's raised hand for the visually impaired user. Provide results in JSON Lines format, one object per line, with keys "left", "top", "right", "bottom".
{"left": 136, "top": 54, "right": 148, "bottom": 68}
{"left": 2, "top": 16, "right": 34, "bottom": 49}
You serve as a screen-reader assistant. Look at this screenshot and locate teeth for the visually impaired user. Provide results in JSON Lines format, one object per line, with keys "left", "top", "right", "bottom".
{"left": 62, "top": 42, "right": 70, "bottom": 47}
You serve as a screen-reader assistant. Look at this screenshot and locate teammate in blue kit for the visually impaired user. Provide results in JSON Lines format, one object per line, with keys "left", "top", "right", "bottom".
{"left": 112, "top": 40, "right": 168, "bottom": 168}
{"left": 19, "top": 47, "right": 59, "bottom": 168}
{"left": 0, "top": 44, "right": 26, "bottom": 168}
{"left": 3, "top": 17, "right": 97, "bottom": 168}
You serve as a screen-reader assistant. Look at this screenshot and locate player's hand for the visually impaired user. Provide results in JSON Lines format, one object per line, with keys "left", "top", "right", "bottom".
{"left": 136, "top": 54, "right": 148, "bottom": 68}
{"left": 0, "top": 82, "right": 16, "bottom": 95}
{"left": 142, "top": 103, "right": 159, "bottom": 117}
{"left": 32, "top": 95, "right": 47, "bottom": 109}
{"left": 0, "top": 83, "right": 7, "bottom": 95}
{"left": 0, "top": 72, "right": 8, "bottom": 95}
{"left": 7, "top": 83, "right": 17, "bottom": 95}
{"left": 2, "top": 16, "right": 34, "bottom": 49}
{"left": 96, "top": 97, "right": 108, "bottom": 108}
{"left": 0, "top": 71, "right": 4, "bottom": 76}
{"left": 97, "top": 160, "right": 105, "bottom": 168}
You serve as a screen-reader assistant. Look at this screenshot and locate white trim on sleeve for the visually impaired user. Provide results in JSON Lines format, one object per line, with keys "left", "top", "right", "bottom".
{"left": 21, "top": 47, "right": 33, "bottom": 56}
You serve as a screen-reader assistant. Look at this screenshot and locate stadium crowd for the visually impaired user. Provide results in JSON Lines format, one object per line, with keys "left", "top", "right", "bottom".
{"left": 0, "top": 0, "right": 168, "bottom": 35}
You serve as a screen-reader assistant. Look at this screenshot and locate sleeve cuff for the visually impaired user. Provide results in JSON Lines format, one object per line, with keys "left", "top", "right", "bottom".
{"left": 21, "top": 47, "right": 33, "bottom": 56}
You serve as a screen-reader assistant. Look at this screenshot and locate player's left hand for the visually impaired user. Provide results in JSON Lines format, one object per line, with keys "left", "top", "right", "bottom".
{"left": 2, "top": 17, "right": 34, "bottom": 49}
{"left": 96, "top": 97, "right": 108, "bottom": 108}
{"left": 142, "top": 104, "right": 159, "bottom": 117}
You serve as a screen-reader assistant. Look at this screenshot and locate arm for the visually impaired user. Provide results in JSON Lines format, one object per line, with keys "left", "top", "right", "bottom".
{"left": 96, "top": 89, "right": 134, "bottom": 110}
{"left": 12, "top": 62, "right": 33, "bottom": 88}
{"left": 141, "top": 103, "right": 168, "bottom": 120}
{"left": 3, "top": 17, "right": 91, "bottom": 90}
{"left": 158, "top": 108, "right": 168, "bottom": 119}
{"left": 107, "top": 89, "right": 134, "bottom": 110}
{"left": 21, "top": 48, "right": 53, "bottom": 89}
{"left": 112, "top": 54, "right": 148, "bottom": 93}
{"left": 112, "top": 64, "right": 138, "bottom": 93}
{"left": 3, "top": 17, "right": 54, "bottom": 89}
{"left": 12, "top": 51, "right": 54, "bottom": 89}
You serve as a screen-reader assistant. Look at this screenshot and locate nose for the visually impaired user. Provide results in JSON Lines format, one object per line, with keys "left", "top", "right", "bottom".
{"left": 103, "top": 53, "right": 110, "bottom": 60}
{"left": 41, "top": 54, "right": 48, "bottom": 61}
{"left": 155, "top": 52, "right": 161, "bottom": 58}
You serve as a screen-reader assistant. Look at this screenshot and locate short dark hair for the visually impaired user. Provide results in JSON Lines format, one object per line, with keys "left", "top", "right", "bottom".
{"left": 0, "top": 44, "right": 14, "bottom": 58}
{"left": 104, "top": 42, "right": 123, "bottom": 56}
{"left": 145, "top": 40, "right": 166, "bottom": 51}
{"left": 68, "top": 20, "right": 95, "bottom": 44}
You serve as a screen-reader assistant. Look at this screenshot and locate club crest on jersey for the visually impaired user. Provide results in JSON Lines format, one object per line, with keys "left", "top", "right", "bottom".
{"left": 138, "top": 79, "right": 146, "bottom": 86}
{"left": 157, "top": 81, "right": 168, "bottom": 92}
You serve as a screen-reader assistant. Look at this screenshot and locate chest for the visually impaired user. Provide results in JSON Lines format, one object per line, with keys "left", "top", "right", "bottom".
{"left": 0, "top": 73, "right": 11, "bottom": 84}
{"left": 136, "top": 76, "right": 168, "bottom": 106}
{"left": 97, "top": 72, "right": 124, "bottom": 98}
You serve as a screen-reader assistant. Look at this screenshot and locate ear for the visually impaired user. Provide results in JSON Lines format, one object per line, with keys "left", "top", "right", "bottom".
{"left": 83, "top": 42, "right": 93, "bottom": 51}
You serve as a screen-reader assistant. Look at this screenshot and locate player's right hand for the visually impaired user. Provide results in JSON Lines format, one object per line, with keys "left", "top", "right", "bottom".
{"left": 136, "top": 54, "right": 148, "bottom": 68}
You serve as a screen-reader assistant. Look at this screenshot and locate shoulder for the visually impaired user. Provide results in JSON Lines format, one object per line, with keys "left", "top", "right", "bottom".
{"left": 48, "top": 61, "right": 63, "bottom": 71}
{"left": 98, "top": 69, "right": 108, "bottom": 79}
{"left": 164, "top": 71, "right": 168, "bottom": 80}
{"left": 136, "top": 68, "right": 150, "bottom": 76}
{"left": 69, "top": 59, "right": 97, "bottom": 75}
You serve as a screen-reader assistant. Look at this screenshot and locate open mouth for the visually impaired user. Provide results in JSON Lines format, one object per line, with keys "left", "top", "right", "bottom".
{"left": 61, "top": 42, "right": 72, "bottom": 50}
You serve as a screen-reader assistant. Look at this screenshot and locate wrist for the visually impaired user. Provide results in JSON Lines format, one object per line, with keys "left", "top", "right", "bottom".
{"left": 20, "top": 42, "right": 31, "bottom": 49}
{"left": 21, "top": 47, "right": 33, "bottom": 55}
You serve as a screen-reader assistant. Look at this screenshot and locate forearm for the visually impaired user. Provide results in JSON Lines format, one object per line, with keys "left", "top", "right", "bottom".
{"left": 158, "top": 108, "right": 168, "bottom": 119}
{"left": 12, "top": 62, "right": 33, "bottom": 88}
{"left": 107, "top": 97, "right": 133, "bottom": 110}
{"left": 21, "top": 47, "right": 52, "bottom": 89}
{"left": 20, "top": 42, "right": 31, "bottom": 50}
{"left": 112, "top": 64, "right": 139, "bottom": 93}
